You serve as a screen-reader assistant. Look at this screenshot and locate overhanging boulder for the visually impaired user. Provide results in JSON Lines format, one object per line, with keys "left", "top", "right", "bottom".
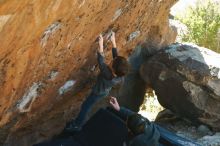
{"left": 0, "top": 0, "right": 177, "bottom": 145}
{"left": 140, "top": 43, "right": 220, "bottom": 130}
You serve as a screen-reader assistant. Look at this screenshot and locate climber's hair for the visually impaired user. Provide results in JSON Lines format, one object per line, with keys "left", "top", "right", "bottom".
{"left": 112, "top": 56, "right": 129, "bottom": 77}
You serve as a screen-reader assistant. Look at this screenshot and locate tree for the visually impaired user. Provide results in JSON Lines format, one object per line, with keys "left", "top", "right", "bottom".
{"left": 176, "top": 0, "right": 220, "bottom": 53}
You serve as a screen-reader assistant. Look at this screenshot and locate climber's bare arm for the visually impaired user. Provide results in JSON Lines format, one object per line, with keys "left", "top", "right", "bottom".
{"left": 98, "top": 34, "right": 104, "bottom": 55}
{"left": 97, "top": 34, "right": 106, "bottom": 69}
{"left": 110, "top": 31, "right": 118, "bottom": 58}
{"left": 110, "top": 31, "right": 117, "bottom": 48}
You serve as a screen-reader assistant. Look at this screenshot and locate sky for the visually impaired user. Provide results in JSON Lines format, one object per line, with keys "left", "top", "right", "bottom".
{"left": 171, "top": 0, "right": 197, "bottom": 16}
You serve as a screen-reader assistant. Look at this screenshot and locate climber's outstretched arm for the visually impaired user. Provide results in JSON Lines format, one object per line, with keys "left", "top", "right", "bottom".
{"left": 110, "top": 32, "right": 118, "bottom": 59}
{"left": 98, "top": 34, "right": 104, "bottom": 55}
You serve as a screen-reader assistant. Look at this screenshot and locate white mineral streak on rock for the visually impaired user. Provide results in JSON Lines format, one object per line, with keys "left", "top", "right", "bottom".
{"left": 0, "top": 15, "right": 12, "bottom": 32}
{"left": 48, "top": 70, "right": 59, "bottom": 80}
{"left": 128, "top": 31, "right": 140, "bottom": 41}
{"left": 41, "top": 21, "right": 61, "bottom": 48}
{"left": 112, "top": 9, "right": 122, "bottom": 22}
{"left": 78, "top": 0, "right": 86, "bottom": 8}
{"left": 59, "top": 80, "right": 76, "bottom": 95}
{"left": 17, "top": 82, "right": 42, "bottom": 113}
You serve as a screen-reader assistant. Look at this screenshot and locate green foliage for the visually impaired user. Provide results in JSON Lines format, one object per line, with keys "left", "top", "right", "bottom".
{"left": 176, "top": 0, "right": 220, "bottom": 53}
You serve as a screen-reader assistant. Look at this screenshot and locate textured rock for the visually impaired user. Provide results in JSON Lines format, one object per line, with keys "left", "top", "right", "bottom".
{"left": 140, "top": 43, "right": 220, "bottom": 130}
{"left": 0, "top": 0, "right": 177, "bottom": 145}
{"left": 169, "top": 19, "right": 188, "bottom": 42}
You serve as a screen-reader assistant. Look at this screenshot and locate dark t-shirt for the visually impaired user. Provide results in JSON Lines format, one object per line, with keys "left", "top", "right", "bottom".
{"left": 91, "top": 48, "right": 123, "bottom": 96}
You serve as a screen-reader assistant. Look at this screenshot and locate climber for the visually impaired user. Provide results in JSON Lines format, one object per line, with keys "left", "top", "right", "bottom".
{"left": 109, "top": 96, "right": 160, "bottom": 146}
{"left": 64, "top": 31, "right": 129, "bottom": 132}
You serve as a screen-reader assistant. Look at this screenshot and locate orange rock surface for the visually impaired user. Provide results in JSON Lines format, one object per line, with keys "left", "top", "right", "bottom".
{"left": 0, "top": 0, "right": 177, "bottom": 145}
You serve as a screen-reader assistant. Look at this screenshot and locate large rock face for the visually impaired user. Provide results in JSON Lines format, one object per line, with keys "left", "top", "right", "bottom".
{"left": 141, "top": 43, "right": 220, "bottom": 130}
{"left": 0, "top": 0, "right": 177, "bottom": 145}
